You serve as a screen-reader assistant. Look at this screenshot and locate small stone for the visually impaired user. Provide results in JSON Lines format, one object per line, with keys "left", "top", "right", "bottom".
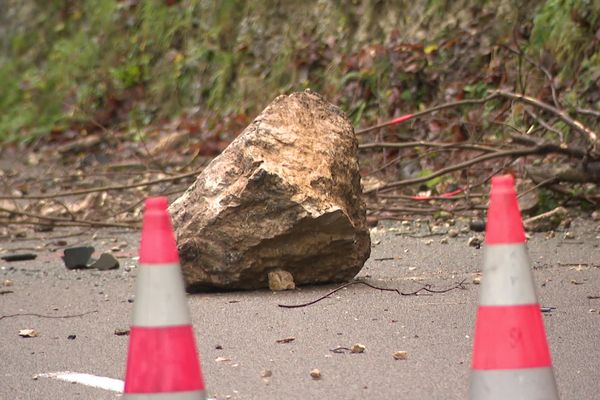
{"left": 67, "top": 334, "right": 76, "bottom": 340}
{"left": 63, "top": 246, "right": 95, "bottom": 269}
{"left": 460, "top": 226, "right": 470, "bottom": 234}
{"left": 430, "top": 225, "right": 445, "bottom": 235}
{"left": 469, "top": 220, "right": 486, "bottom": 232}
{"left": 424, "top": 239, "right": 433, "bottom": 246}
{"left": 111, "top": 246, "right": 121, "bottom": 252}
{"left": 3, "top": 279, "right": 13, "bottom": 287}
{"left": 472, "top": 274, "right": 482, "bottom": 285}
{"left": 260, "top": 369, "right": 273, "bottom": 378}
{"left": 592, "top": 211, "right": 600, "bottom": 221}
{"left": 114, "top": 328, "right": 130, "bottom": 336}
{"left": 351, "top": 343, "right": 366, "bottom": 353}
{"left": 468, "top": 237, "right": 482, "bottom": 248}
{"left": 310, "top": 368, "right": 321, "bottom": 379}
{"left": 19, "top": 329, "right": 39, "bottom": 338}
{"left": 401, "top": 220, "right": 411, "bottom": 226}
{"left": 564, "top": 231, "right": 576, "bottom": 240}
{"left": 268, "top": 270, "right": 295, "bottom": 291}
{"left": 447, "top": 228, "right": 459, "bottom": 238}
{"left": 440, "top": 237, "right": 449, "bottom": 244}
{"left": 89, "top": 253, "right": 120, "bottom": 270}
{"left": 393, "top": 351, "right": 408, "bottom": 360}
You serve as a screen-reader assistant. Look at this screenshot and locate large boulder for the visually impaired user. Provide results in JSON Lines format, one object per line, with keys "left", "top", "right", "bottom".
{"left": 169, "top": 90, "right": 370, "bottom": 290}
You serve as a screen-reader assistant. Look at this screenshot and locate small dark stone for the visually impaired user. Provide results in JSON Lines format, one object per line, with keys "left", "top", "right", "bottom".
{"left": 67, "top": 335, "right": 76, "bottom": 340}
{"left": 215, "top": 345, "right": 223, "bottom": 350}
{"left": 469, "top": 220, "right": 486, "bottom": 232}
{"left": 89, "top": 253, "right": 119, "bottom": 271}
{"left": 114, "top": 328, "right": 130, "bottom": 336}
{"left": 1, "top": 253, "right": 37, "bottom": 262}
{"left": 63, "top": 246, "right": 95, "bottom": 269}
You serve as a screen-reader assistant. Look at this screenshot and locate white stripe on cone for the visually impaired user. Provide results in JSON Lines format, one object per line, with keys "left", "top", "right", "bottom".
{"left": 480, "top": 243, "right": 538, "bottom": 306}
{"left": 132, "top": 263, "right": 191, "bottom": 327}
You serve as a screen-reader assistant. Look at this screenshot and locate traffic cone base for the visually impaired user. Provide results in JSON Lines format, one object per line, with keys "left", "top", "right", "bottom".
{"left": 133, "top": 264, "right": 191, "bottom": 327}
{"left": 125, "top": 391, "right": 206, "bottom": 400}
{"left": 479, "top": 244, "right": 537, "bottom": 305}
{"left": 470, "top": 368, "right": 559, "bottom": 400}
{"left": 469, "top": 175, "right": 559, "bottom": 399}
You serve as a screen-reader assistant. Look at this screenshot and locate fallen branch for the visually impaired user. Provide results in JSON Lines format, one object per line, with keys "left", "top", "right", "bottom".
{"left": 0, "top": 169, "right": 201, "bottom": 201}
{"left": 278, "top": 279, "right": 466, "bottom": 308}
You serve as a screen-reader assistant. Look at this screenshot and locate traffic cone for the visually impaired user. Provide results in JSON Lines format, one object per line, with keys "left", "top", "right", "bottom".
{"left": 124, "top": 197, "right": 206, "bottom": 399}
{"left": 469, "top": 175, "right": 559, "bottom": 399}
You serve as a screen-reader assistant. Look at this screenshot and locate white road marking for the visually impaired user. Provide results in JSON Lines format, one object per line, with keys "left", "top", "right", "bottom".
{"left": 36, "top": 371, "right": 216, "bottom": 399}
{"left": 35, "top": 371, "right": 124, "bottom": 392}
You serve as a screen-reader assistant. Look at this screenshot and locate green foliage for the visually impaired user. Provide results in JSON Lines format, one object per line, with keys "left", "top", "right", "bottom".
{"left": 530, "top": 0, "right": 600, "bottom": 97}
{"left": 0, "top": 0, "right": 597, "bottom": 142}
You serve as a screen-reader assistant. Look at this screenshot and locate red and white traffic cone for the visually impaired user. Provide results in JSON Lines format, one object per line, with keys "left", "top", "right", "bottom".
{"left": 124, "top": 197, "right": 206, "bottom": 399}
{"left": 469, "top": 175, "right": 559, "bottom": 400}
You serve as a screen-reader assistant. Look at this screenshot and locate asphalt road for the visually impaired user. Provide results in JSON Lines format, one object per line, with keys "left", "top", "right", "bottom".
{"left": 1, "top": 218, "right": 599, "bottom": 400}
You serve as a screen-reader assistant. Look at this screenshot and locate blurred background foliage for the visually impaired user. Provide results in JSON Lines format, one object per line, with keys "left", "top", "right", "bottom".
{"left": 0, "top": 0, "right": 598, "bottom": 142}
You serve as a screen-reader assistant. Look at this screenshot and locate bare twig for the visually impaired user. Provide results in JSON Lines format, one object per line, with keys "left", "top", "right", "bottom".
{"left": 277, "top": 279, "right": 467, "bottom": 308}
{"left": 575, "top": 108, "right": 600, "bottom": 118}
{"left": 0, "top": 169, "right": 201, "bottom": 201}
{"left": 0, "top": 206, "right": 137, "bottom": 229}
{"left": 359, "top": 141, "right": 498, "bottom": 153}
{"left": 0, "top": 310, "right": 98, "bottom": 321}
{"left": 497, "top": 91, "right": 599, "bottom": 149}
{"left": 364, "top": 143, "right": 579, "bottom": 194}
{"left": 355, "top": 93, "right": 501, "bottom": 135}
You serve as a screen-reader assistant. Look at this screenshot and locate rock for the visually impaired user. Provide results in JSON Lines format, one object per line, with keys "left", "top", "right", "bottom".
{"left": 447, "top": 228, "right": 459, "bottom": 238}
{"left": 89, "top": 253, "right": 120, "bottom": 271}
{"left": 469, "top": 220, "right": 486, "bottom": 232}
{"left": 310, "top": 368, "right": 322, "bottom": 379}
{"left": 351, "top": 343, "right": 366, "bottom": 353}
{"left": 170, "top": 90, "right": 370, "bottom": 290}
{"left": 268, "top": 270, "right": 296, "bottom": 291}
{"left": 468, "top": 237, "right": 482, "bottom": 248}
{"left": 62, "top": 246, "right": 94, "bottom": 269}
{"left": 392, "top": 351, "right": 408, "bottom": 360}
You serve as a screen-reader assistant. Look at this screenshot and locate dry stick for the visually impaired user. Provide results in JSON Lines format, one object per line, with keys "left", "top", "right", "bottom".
{"left": 576, "top": 108, "right": 600, "bottom": 118}
{"left": 0, "top": 310, "right": 98, "bottom": 321}
{"left": 0, "top": 169, "right": 201, "bottom": 201}
{"left": 278, "top": 279, "right": 467, "bottom": 309}
{"left": 496, "top": 91, "right": 599, "bottom": 148}
{"left": 355, "top": 93, "right": 501, "bottom": 135}
{"left": 525, "top": 109, "right": 565, "bottom": 143}
{"left": 0, "top": 206, "right": 137, "bottom": 229}
{"left": 364, "top": 144, "right": 570, "bottom": 194}
{"left": 517, "top": 176, "right": 559, "bottom": 199}
{"left": 359, "top": 141, "right": 498, "bottom": 153}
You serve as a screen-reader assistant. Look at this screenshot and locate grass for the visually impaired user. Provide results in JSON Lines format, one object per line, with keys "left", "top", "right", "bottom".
{"left": 0, "top": 0, "right": 597, "bottom": 143}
